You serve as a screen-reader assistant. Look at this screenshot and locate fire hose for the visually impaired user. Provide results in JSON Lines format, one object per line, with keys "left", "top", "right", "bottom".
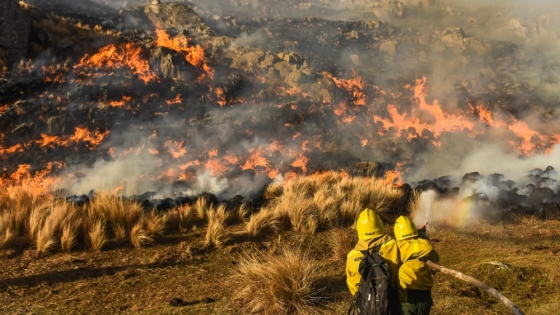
{"left": 426, "top": 260, "right": 526, "bottom": 315}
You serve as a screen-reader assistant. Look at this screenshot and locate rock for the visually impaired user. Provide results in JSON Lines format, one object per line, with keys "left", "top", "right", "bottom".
{"left": 169, "top": 298, "right": 185, "bottom": 306}
{"left": 441, "top": 32, "right": 464, "bottom": 49}
{"left": 344, "top": 30, "right": 359, "bottom": 40}
{"left": 379, "top": 40, "right": 397, "bottom": 56}
{"left": 150, "top": 47, "right": 197, "bottom": 80}
{"left": 462, "top": 172, "right": 482, "bottom": 184}
{"left": 349, "top": 54, "right": 360, "bottom": 66}
{"left": 201, "top": 297, "right": 215, "bottom": 304}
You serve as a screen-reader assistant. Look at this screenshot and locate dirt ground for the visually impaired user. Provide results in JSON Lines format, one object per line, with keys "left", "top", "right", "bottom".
{"left": 1, "top": 217, "right": 559, "bottom": 315}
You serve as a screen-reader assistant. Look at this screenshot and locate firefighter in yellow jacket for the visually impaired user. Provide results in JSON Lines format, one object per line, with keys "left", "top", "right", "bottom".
{"left": 346, "top": 208, "right": 405, "bottom": 302}
{"left": 394, "top": 216, "right": 439, "bottom": 315}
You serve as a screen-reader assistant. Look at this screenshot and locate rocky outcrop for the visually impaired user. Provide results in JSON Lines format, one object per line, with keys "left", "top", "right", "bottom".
{"left": 0, "top": 0, "right": 30, "bottom": 68}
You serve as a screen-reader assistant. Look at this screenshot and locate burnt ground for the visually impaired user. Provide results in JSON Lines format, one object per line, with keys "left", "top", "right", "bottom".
{"left": 1, "top": 217, "right": 559, "bottom": 314}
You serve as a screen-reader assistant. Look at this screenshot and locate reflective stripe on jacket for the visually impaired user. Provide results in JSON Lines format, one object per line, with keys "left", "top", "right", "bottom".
{"left": 396, "top": 238, "right": 439, "bottom": 291}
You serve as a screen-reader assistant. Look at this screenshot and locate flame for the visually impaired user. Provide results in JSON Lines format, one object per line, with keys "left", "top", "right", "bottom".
{"left": 242, "top": 148, "right": 270, "bottom": 170}
{"left": 323, "top": 70, "right": 367, "bottom": 106}
{"left": 205, "top": 159, "right": 228, "bottom": 177}
{"left": 164, "top": 140, "right": 186, "bottom": 159}
{"left": 109, "top": 95, "right": 132, "bottom": 107}
{"left": 384, "top": 165, "right": 404, "bottom": 187}
{"left": 69, "top": 127, "right": 110, "bottom": 149}
{"left": 75, "top": 43, "right": 157, "bottom": 83}
{"left": 36, "top": 127, "right": 109, "bottom": 149}
{"left": 1, "top": 104, "right": 10, "bottom": 115}
{"left": 291, "top": 154, "right": 308, "bottom": 173}
{"left": 166, "top": 94, "right": 182, "bottom": 105}
{"left": 3, "top": 162, "right": 62, "bottom": 194}
{"left": 155, "top": 28, "right": 214, "bottom": 80}
{"left": 472, "top": 103, "right": 551, "bottom": 155}
{"left": 374, "top": 77, "right": 475, "bottom": 141}
{"left": 214, "top": 87, "right": 227, "bottom": 106}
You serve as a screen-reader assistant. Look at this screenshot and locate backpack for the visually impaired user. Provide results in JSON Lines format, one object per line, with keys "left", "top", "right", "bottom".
{"left": 348, "top": 244, "right": 402, "bottom": 315}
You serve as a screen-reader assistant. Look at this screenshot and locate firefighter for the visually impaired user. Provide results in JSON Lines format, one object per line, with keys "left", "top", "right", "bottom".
{"left": 346, "top": 208, "right": 405, "bottom": 302}
{"left": 394, "top": 216, "right": 440, "bottom": 315}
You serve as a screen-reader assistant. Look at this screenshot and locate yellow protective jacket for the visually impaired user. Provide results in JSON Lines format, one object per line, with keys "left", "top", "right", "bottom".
{"left": 346, "top": 235, "right": 406, "bottom": 302}
{"left": 396, "top": 238, "right": 439, "bottom": 291}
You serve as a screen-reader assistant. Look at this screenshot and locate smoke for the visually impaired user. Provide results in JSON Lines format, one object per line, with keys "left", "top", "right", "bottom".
{"left": 4, "top": 0, "right": 560, "bottom": 203}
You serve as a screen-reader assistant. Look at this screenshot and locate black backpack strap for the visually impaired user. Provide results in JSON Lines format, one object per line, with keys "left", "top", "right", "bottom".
{"left": 347, "top": 301, "right": 358, "bottom": 315}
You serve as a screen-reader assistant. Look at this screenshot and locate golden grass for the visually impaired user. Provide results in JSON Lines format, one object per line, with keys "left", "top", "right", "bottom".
{"left": 204, "top": 220, "right": 230, "bottom": 247}
{"left": 246, "top": 208, "right": 280, "bottom": 238}
{"left": 255, "top": 171, "right": 404, "bottom": 237}
{"left": 206, "top": 204, "right": 231, "bottom": 226}
{"left": 231, "top": 246, "right": 326, "bottom": 315}
{"left": 88, "top": 219, "right": 108, "bottom": 251}
{"left": 193, "top": 196, "right": 212, "bottom": 221}
{"left": 146, "top": 211, "right": 168, "bottom": 238}
{"left": 327, "top": 227, "right": 357, "bottom": 262}
{"left": 130, "top": 221, "right": 154, "bottom": 248}
{"left": 236, "top": 203, "right": 250, "bottom": 223}
{"left": 87, "top": 192, "right": 144, "bottom": 240}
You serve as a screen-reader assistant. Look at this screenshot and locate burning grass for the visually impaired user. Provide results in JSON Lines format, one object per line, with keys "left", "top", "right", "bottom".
{"left": 0, "top": 172, "right": 405, "bottom": 253}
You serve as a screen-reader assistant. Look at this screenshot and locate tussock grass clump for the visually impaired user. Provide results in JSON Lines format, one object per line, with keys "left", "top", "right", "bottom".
{"left": 193, "top": 196, "right": 213, "bottom": 221}
{"left": 146, "top": 211, "right": 168, "bottom": 238}
{"left": 87, "top": 192, "right": 144, "bottom": 240}
{"left": 246, "top": 208, "right": 280, "bottom": 238}
{"left": 0, "top": 187, "right": 45, "bottom": 248}
{"left": 167, "top": 204, "right": 197, "bottom": 232}
{"left": 205, "top": 220, "right": 230, "bottom": 247}
{"left": 88, "top": 219, "right": 108, "bottom": 251}
{"left": 256, "top": 171, "right": 405, "bottom": 236}
{"left": 231, "top": 247, "right": 326, "bottom": 315}
{"left": 130, "top": 221, "right": 153, "bottom": 248}
{"left": 206, "top": 204, "right": 231, "bottom": 226}
{"left": 327, "top": 227, "right": 357, "bottom": 262}
{"left": 236, "top": 203, "right": 250, "bottom": 223}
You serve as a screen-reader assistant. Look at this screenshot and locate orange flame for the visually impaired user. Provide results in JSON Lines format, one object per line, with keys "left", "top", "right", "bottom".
{"left": 155, "top": 28, "right": 214, "bottom": 80}
{"left": 36, "top": 127, "right": 109, "bottom": 149}
{"left": 323, "top": 70, "right": 367, "bottom": 106}
{"left": 166, "top": 94, "right": 182, "bottom": 105}
{"left": 164, "top": 140, "right": 186, "bottom": 159}
{"left": 374, "top": 77, "right": 475, "bottom": 140}
{"left": 109, "top": 95, "right": 132, "bottom": 107}
{"left": 76, "top": 43, "right": 157, "bottom": 83}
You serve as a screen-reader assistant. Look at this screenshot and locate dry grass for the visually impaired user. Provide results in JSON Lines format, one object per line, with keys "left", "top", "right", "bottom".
{"left": 246, "top": 208, "right": 280, "bottom": 238}
{"left": 204, "top": 220, "right": 230, "bottom": 247}
{"left": 236, "top": 203, "right": 251, "bottom": 223}
{"left": 206, "top": 204, "right": 231, "bottom": 226}
{"left": 256, "top": 172, "right": 404, "bottom": 236}
{"left": 146, "top": 211, "right": 168, "bottom": 238}
{"left": 0, "top": 187, "right": 44, "bottom": 246}
{"left": 130, "top": 221, "right": 154, "bottom": 248}
{"left": 327, "top": 227, "right": 357, "bottom": 262}
{"left": 87, "top": 192, "right": 144, "bottom": 241}
{"left": 193, "top": 196, "right": 213, "bottom": 221}
{"left": 88, "top": 219, "right": 108, "bottom": 251}
{"left": 231, "top": 246, "right": 326, "bottom": 315}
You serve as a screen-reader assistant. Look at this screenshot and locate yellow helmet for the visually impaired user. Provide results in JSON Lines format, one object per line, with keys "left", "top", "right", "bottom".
{"left": 356, "top": 208, "right": 385, "bottom": 240}
{"left": 394, "top": 216, "right": 419, "bottom": 240}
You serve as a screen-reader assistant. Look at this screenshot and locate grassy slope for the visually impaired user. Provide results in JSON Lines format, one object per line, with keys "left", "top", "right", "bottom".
{"left": 0, "top": 218, "right": 559, "bottom": 314}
